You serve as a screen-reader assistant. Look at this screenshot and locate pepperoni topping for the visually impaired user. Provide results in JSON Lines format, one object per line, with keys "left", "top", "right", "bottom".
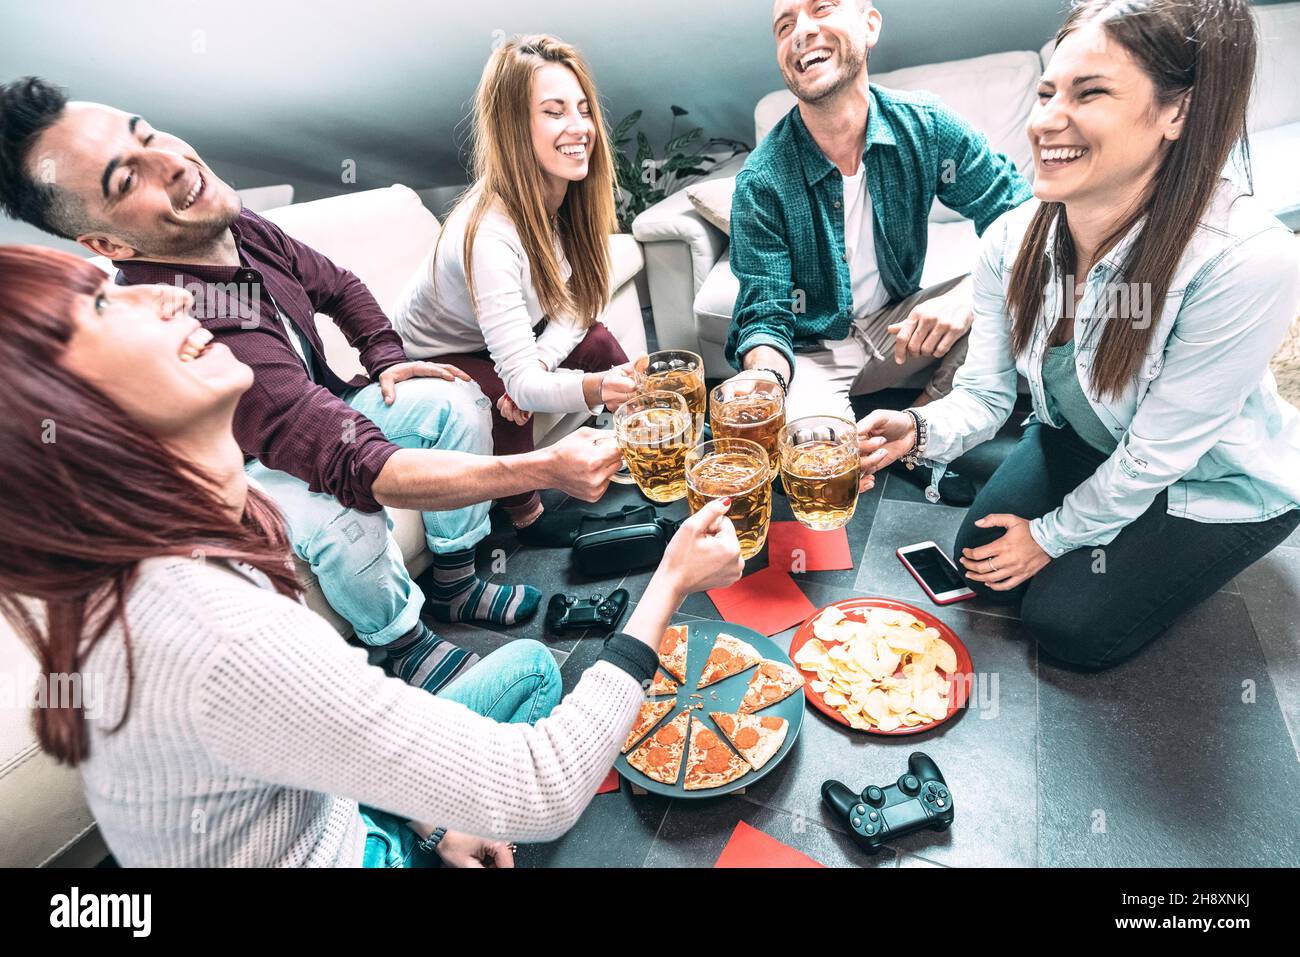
{"left": 644, "top": 746, "right": 670, "bottom": 768}
{"left": 695, "top": 729, "right": 719, "bottom": 750}
{"left": 715, "top": 715, "right": 734, "bottom": 734}
{"left": 760, "top": 716, "right": 784, "bottom": 730}
{"left": 709, "top": 648, "right": 733, "bottom": 666}
{"left": 704, "top": 749, "right": 735, "bottom": 773}
{"left": 735, "top": 727, "right": 760, "bottom": 749}
{"left": 662, "top": 627, "right": 684, "bottom": 654}
{"left": 761, "top": 661, "right": 783, "bottom": 678}
{"left": 762, "top": 685, "right": 783, "bottom": 701}
{"left": 655, "top": 723, "right": 682, "bottom": 746}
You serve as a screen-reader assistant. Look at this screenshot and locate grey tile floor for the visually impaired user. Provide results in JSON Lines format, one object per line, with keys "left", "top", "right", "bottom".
{"left": 417, "top": 378, "right": 1300, "bottom": 868}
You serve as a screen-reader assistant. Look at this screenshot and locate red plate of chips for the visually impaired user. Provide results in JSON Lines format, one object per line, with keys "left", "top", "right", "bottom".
{"left": 788, "top": 597, "right": 973, "bottom": 735}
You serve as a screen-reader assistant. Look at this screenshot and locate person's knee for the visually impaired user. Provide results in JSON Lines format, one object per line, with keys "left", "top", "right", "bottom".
{"left": 1020, "top": 589, "right": 1119, "bottom": 672}
{"left": 394, "top": 376, "right": 494, "bottom": 456}
{"left": 500, "top": 638, "right": 563, "bottom": 712}
{"left": 304, "top": 505, "right": 396, "bottom": 577}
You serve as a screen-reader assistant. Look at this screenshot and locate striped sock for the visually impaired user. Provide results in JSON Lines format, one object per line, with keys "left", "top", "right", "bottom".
{"left": 426, "top": 547, "right": 541, "bottom": 626}
{"left": 384, "top": 621, "right": 479, "bottom": 695}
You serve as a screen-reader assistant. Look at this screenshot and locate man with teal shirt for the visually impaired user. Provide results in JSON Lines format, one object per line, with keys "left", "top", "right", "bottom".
{"left": 727, "top": 0, "right": 1031, "bottom": 502}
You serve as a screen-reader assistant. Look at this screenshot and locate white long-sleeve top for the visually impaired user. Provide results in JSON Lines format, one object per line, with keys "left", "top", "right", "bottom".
{"left": 391, "top": 197, "right": 600, "bottom": 414}
{"left": 77, "top": 557, "right": 643, "bottom": 867}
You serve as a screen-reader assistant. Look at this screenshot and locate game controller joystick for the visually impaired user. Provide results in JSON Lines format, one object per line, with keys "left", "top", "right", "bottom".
{"left": 822, "top": 751, "right": 953, "bottom": 852}
{"left": 545, "top": 588, "right": 630, "bottom": 634}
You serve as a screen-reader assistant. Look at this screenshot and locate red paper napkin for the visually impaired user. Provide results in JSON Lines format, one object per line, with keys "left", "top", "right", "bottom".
{"left": 715, "top": 821, "right": 824, "bottom": 868}
{"left": 767, "top": 521, "right": 853, "bottom": 573}
{"left": 596, "top": 767, "right": 621, "bottom": 794}
{"left": 707, "top": 565, "right": 816, "bottom": 636}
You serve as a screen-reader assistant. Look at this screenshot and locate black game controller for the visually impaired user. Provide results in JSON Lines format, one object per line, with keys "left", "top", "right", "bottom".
{"left": 545, "top": 589, "right": 630, "bottom": 634}
{"left": 822, "top": 751, "right": 953, "bottom": 852}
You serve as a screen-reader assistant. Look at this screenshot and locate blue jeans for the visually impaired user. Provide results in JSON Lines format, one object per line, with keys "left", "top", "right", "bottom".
{"left": 245, "top": 377, "right": 494, "bottom": 646}
{"left": 358, "top": 639, "right": 563, "bottom": 868}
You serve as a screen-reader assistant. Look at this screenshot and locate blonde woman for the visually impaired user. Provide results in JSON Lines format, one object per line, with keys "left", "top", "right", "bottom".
{"left": 394, "top": 35, "right": 635, "bottom": 531}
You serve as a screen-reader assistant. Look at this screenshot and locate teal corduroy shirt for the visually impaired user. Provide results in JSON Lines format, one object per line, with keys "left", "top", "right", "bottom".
{"left": 725, "top": 84, "right": 1033, "bottom": 375}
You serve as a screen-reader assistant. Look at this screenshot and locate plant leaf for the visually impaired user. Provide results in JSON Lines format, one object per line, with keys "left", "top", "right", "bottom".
{"left": 671, "top": 105, "right": 689, "bottom": 117}
{"left": 612, "top": 110, "right": 643, "bottom": 143}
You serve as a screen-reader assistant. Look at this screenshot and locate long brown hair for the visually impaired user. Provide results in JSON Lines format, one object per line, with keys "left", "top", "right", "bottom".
{"left": 1007, "top": 0, "right": 1256, "bottom": 399}
{"left": 448, "top": 34, "right": 617, "bottom": 328}
{"left": 0, "top": 245, "right": 301, "bottom": 766}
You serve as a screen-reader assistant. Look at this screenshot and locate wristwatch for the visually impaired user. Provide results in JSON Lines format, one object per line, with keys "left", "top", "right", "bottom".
{"left": 417, "top": 826, "right": 447, "bottom": 854}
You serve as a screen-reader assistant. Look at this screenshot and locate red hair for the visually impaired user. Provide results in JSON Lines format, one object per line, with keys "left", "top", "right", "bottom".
{"left": 0, "top": 245, "right": 301, "bottom": 765}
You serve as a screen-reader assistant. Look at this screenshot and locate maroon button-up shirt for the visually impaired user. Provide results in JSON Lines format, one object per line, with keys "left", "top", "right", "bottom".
{"left": 115, "top": 209, "right": 409, "bottom": 513}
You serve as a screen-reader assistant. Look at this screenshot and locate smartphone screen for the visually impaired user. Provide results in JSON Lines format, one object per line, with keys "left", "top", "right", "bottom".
{"left": 902, "top": 544, "right": 969, "bottom": 598}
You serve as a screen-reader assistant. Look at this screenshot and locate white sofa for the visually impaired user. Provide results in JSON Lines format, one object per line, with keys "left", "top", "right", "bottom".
{"left": 0, "top": 183, "right": 646, "bottom": 867}
{"left": 632, "top": 1, "right": 1300, "bottom": 377}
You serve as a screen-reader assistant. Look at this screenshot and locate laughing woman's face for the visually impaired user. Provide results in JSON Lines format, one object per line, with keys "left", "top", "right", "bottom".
{"left": 1029, "top": 23, "right": 1188, "bottom": 211}
{"left": 59, "top": 282, "right": 252, "bottom": 441}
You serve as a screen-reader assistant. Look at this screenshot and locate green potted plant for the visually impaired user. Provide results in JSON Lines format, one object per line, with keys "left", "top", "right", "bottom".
{"left": 612, "top": 105, "right": 749, "bottom": 232}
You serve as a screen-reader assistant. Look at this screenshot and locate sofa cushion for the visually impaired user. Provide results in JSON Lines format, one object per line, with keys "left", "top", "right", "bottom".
{"left": 686, "top": 176, "right": 737, "bottom": 236}
{"left": 1249, "top": 122, "right": 1300, "bottom": 230}
{"left": 1250, "top": 2, "right": 1300, "bottom": 134}
{"left": 694, "top": 247, "right": 740, "bottom": 348}
{"left": 261, "top": 185, "right": 442, "bottom": 381}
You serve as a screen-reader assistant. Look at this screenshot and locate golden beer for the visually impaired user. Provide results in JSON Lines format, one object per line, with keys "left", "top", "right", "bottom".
{"left": 615, "top": 391, "right": 692, "bottom": 503}
{"left": 779, "top": 416, "right": 861, "bottom": 531}
{"left": 635, "top": 350, "right": 706, "bottom": 443}
{"left": 686, "top": 438, "right": 772, "bottom": 560}
{"left": 709, "top": 378, "right": 785, "bottom": 480}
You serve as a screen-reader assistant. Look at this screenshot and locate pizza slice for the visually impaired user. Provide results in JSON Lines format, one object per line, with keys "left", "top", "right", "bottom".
{"left": 696, "top": 633, "right": 762, "bottom": 689}
{"left": 658, "top": 624, "right": 689, "bottom": 684}
{"left": 738, "top": 659, "right": 806, "bottom": 713}
{"left": 711, "top": 711, "right": 789, "bottom": 771}
{"left": 621, "top": 698, "right": 676, "bottom": 754}
{"left": 647, "top": 670, "right": 679, "bottom": 697}
{"left": 683, "top": 718, "right": 749, "bottom": 791}
{"left": 626, "top": 710, "right": 691, "bottom": 785}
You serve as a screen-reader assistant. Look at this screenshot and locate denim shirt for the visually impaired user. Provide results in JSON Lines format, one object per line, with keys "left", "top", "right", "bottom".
{"left": 918, "top": 181, "right": 1300, "bottom": 558}
{"left": 725, "top": 86, "right": 1032, "bottom": 375}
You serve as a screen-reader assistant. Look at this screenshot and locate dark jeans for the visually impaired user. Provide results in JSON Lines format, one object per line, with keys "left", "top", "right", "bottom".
{"left": 434, "top": 322, "right": 628, "bottom": 510}
{"left": 954, "top": 422, "right": 1300, "bottom": 671}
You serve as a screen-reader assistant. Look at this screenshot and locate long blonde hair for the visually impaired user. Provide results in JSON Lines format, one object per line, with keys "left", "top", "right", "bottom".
{"left": 449, "top": 34, "right": 617, "bottom": 328}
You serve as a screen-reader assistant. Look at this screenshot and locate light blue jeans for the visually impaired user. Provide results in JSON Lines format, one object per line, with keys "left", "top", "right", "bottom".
{"left": 358, "top": 638, "right": 564, "bottom": 868}
{"left": 245, "top": 377, "right": 494, "bottom": 647}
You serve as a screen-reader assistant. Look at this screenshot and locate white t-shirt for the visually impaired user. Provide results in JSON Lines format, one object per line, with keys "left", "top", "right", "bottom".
{"left": 842, "top": 166, "right": 890, "bottom": 320}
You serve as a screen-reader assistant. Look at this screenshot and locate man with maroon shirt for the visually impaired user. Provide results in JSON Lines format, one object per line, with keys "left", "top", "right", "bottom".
{"left": 0, "top": 77, "right": 621, "bottom": 695}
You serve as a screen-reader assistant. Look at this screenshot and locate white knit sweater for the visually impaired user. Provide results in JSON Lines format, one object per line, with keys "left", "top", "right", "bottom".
{"left": 78, "top": 557, "right": 643, "bottom": 867}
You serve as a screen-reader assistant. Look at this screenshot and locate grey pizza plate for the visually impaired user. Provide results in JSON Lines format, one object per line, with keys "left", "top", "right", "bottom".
{"left": 614, "top": 619, "right": 805, "bottom": 798}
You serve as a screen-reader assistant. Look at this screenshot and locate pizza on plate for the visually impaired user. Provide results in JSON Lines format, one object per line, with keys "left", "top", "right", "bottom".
{"left": 711, "top": 712, "right": 789, "bottom": 771}
{"left": 647, "top": 670, "right": 679, "bottom": 696}
{"left": 658, "top": 624, "right": 689, "bottom": 684}
{"left": 621, "top": 699, "right": 676, "bottom": 754}
{"left": 683, "top": 719, "right": 749, "bottom": 791}
{"left": 626, "top": 710, "right": 691, "bottom": 785}
{"left": 738, "top": 659, "right": 805, "bottom": 713}
{"left": 696, "top": 633, "right": 762, "bottom": 689}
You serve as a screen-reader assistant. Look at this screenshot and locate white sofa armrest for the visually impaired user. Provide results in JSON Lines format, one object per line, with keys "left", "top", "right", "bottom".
{"left": 631, "top": 154, "right": 747, "bottom": 357}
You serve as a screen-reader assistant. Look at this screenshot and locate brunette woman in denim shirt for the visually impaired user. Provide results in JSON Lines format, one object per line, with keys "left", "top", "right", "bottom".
{"left": 856, "top": 0, "right": 1300, "bottom": 671}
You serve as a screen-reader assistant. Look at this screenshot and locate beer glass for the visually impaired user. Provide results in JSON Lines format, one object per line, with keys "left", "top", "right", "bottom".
{"left": 709, "top": 377, "right": 785, "bottom": 480}
{"left": 685, "top": 438, "right": 772, "bottom": 560}
{"left": 613, "top": 391, "right": 692, "bottom": 503}
{"left": 634, "top": 350, "right": 706, "bottom": 443}
{"left": 779, "top": 415, "right": 861, "bottom": 531}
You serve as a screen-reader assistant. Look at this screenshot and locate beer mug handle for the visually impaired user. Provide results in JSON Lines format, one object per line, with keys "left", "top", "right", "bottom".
{"left": 609, "top": 458, "right": 637, "bottom": 485}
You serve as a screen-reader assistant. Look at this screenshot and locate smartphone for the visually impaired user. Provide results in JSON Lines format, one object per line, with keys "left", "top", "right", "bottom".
{"left": 896, "top": 541, "right": 976, "bottom": 605}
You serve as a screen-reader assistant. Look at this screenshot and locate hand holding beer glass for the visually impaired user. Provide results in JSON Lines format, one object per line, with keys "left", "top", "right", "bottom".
{"left": 778, "top": 416, "right": 862, "bottom": 531}
{"left": 685, "top": 438, "right": 772, "bottom": 560}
